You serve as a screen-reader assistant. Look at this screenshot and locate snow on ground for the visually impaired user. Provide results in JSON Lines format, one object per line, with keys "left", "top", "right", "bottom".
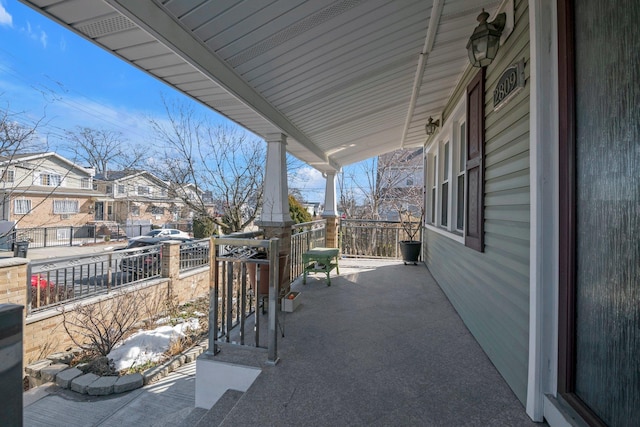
{"left": 107, "top": 319, "right": 199, "bottom": 371}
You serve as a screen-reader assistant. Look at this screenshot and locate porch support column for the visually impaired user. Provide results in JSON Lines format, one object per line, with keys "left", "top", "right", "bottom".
{"left": 322, "top": 171, "right": 339, "bottom": 249}
{"left": 257, "top": 133, "right": 294, "bottom": 290}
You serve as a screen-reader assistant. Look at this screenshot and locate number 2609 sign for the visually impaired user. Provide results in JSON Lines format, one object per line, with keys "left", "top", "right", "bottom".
{"left": 493, "top": 59, "right": 525, "bottom": 111}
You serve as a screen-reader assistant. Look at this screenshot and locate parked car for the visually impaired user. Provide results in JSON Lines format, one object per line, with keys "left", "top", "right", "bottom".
{"left": 119, "top": 236, "right": 192, "bottom": 279}
{"left": 129, "top": 228, "right": 190, "bottom": 241}
{"left": 31, "top": 274, "right": 50, "bottom": 289}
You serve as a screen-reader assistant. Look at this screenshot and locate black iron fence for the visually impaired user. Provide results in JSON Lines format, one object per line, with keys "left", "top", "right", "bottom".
{"left": 30, "top": 250, "right": 119, "bottom": 313}
{"left": 179, "top": 238, "right": 210, "bottom": 271}
{"left": 2, "top": 223, "right": 156, "bottom": 251}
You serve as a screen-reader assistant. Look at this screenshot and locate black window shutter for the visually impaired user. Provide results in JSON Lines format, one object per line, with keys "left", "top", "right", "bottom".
{"left": 465, "top": 69, "right": 485, "bottom": 252}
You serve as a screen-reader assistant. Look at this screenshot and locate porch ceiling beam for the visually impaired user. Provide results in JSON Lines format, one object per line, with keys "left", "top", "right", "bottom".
{"left": 106, "top": 0, "right": 330, "bottom": 167}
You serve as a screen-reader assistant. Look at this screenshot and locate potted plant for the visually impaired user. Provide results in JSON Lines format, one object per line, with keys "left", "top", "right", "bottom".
{"left": 398, "top": 208, "right": 423, "bottom": 265}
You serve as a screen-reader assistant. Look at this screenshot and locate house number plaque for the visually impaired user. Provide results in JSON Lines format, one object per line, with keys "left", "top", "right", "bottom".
{"left": 493, "top": 59, "right": 525, "bottom": 111}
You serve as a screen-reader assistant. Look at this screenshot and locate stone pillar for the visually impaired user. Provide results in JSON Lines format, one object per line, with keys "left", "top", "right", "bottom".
{"left": 322, "top": 171, "right": 340, "bottom": 249}
{"left": 256, "top": 133, "right": 294, "bottom": 290}
{"left": 0, "top": 258, "right": 29, "bottom": 306}
{"left": 161, "top": 241, "right": 181, "bottom": 280}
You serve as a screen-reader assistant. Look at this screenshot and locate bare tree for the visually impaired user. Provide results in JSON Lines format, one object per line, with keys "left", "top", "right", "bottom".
{"left": 339, "top": 149, "right": 423, "bottom": 220}
{"left": 0, "top": 102, "right": 76, "bottom": 235}
{"left": 64, "top": 127, "right": 146, "bottom": 178}
{"left": 0, "top": 106, "right": 47, "bottom": 158}
{"left": 148, "top": 98, "right": 265, "bottom": 234}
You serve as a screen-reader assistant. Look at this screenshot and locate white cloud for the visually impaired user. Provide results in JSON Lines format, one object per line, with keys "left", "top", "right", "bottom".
{"left": 39, "top": 30, "right": 47, "bottom": 48}
{"left": 22, "top": 21, "right": 48, "bottom": 48}
{"left": 0, "top": 3, "right": 12, "bottom": 27}
{"left": 289, "top": 166, "right": 325, "bottom": 201}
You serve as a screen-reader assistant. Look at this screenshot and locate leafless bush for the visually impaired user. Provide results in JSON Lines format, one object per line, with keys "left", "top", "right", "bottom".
{"left": 139, "top": 287, "right": 169, "bottom": 328}
{"left": 61, "top": 291, "right": 142, "bottom": 357}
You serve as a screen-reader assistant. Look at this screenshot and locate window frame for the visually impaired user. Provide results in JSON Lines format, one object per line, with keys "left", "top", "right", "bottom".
{"left": 53, "top": 199, "right": 79, "bottom": 215}
{"left": 425, "top": 97, "right": 467, "bottom": 244}
{"left": 14, "top": 199, "right": 31, "bottom": 215}
{"left": 150, "top": 206, "right": 164, "bottom": 215}
{"left": 1, "top": 169, "right": 15, "bottom": 183}
{"left": 455, "top": 120, "right": 467, "bottom": 232}
{"left": 40, "top": 172, "right": 62, "bottom": 187}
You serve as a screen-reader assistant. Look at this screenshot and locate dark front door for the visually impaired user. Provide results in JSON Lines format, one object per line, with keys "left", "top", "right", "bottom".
{"left": 559, "top": 1, "right": 640, "bottom": 425}
{"left": 94, "top": 202, "right": 104, "bottom": 221}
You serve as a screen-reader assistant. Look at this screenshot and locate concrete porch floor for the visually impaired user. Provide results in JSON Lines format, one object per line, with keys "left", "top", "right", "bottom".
{"left": 23, "top": 258, "right": 543, "bottom": 426}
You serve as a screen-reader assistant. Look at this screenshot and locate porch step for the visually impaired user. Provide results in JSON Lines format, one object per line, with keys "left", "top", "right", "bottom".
{"left": 194, "top": 389, "right": 245, "bottom": 427}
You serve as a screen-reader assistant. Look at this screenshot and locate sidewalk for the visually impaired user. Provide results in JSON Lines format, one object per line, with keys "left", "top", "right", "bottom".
{"left": 0, "top": 242, "right": 127, "bottom": 261}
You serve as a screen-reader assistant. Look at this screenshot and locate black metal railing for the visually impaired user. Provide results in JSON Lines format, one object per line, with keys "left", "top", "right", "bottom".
{"left": 339, "top": 219, "right": 421, "bottom": 258}
{"left": 28, "top": 244, "right": 162, "bottom": 313}
{"left": 290, "top": 219, "right": 326, "bottom": 279}
{"left": 179, "top": 238, "right": 210, "bottom": 271}
{"left": 4, "top": 223, "right": 139, "bottom": 251}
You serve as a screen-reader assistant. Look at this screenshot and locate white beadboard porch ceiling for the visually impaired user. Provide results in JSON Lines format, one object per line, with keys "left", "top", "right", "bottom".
{"left": 20, "top": 0, "right": 500, "bottom": 173}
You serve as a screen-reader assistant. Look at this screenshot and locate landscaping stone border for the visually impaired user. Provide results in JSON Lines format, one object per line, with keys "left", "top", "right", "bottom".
{"left": 25, "top": 339, "right": 209, "bottom": 396}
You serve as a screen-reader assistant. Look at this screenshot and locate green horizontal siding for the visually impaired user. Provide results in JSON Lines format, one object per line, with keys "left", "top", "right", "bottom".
{"left": 424, "top": 0, "right": 531, "bottom": 405}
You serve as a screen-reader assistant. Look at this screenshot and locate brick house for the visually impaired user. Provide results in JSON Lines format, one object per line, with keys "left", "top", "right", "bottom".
{"left": 93, "top": 170, "right": 191, "bottom": 226}
{"left": 0, "top": 152, "right": 101, "bottom": 228}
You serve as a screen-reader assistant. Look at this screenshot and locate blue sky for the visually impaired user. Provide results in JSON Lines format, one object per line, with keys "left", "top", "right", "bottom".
{"left": 0, "top": 0, "right": 327, "bottom": 201}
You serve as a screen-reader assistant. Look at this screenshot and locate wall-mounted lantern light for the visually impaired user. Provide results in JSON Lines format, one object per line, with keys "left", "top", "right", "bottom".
{"left": 466, "top": 9, "right": 506, "bottom": 68}
{"left": 425, "top": 116, "right": 440, "bottom": 136}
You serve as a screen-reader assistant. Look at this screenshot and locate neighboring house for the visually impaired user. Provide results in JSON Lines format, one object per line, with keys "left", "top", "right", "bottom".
{"left": 302, "top": 201, "right": 322, "bottom": 217}
{"left": 94, "top": 170, "right": 184, "bottom": 225}
{"left": 94, "top": 170, "right": 181, "bottom": 224}
{"left": 377, "top": 148, "right": 424, "bottom": 220}
{"left": 0, "top": 152, "right": 101, "bottom": 228}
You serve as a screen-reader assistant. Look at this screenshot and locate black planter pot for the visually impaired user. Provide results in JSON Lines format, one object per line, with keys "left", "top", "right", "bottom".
{"left": 400, "top": 240, "right": 421, "bottom": 265}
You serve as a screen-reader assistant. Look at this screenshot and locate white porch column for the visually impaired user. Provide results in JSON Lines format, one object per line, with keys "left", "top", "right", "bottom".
{"left": 258, "top": 133, "right": 293, "bottom": 226}
{"left": 322, "top": 171, "right": 338, "bottom": 217}
{"left": 322, "top": 171, "right": 339, "bottom": 249}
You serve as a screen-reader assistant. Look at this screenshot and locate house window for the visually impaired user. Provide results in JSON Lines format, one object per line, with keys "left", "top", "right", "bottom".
{"left": 430, "top": 155, "right": 437, "bottom": 224}
{"left": 150, "top": 206, "right": 164, "bottom": 215}
{"left": 53, "top": 199, "right": 79, "bottom": 214}
{"left": 14, "top": 199, "right": 31, "bottom": 215}
{"left": 40, "top": 173, "right": 61, "bottom": 186}
{"left": 425, "top": 97, "right": 468, "bottom": 243}
{"left": 131, "top": 206, "right": 140, "bottom": 216}
{"left": 441, "top": 141, "right": 450, "bottom": 227}
{"left": 81, "top": 177, "right": 91, "bottom": 189}
{"left": 456, "top": 121, "right": 466, "bottom": 231}
{"left": 106, "top": 185, "right": 112, "bottom": 194}
{"left": 138, "top": 186, "right": 150, "bottom": 195}
{"left": 1, "top": 169, "right": 14, "bottom": 183}
{"left": 118, "top": 184, "right": 125, "bottom": 194}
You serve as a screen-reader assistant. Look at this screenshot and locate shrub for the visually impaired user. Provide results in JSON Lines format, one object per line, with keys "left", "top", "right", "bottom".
{"left": 193, "top": 215, "right": 217, "bottom": 238}
{"left": 62, "top": 290, "right": 143, "bottom": 357}
{"left": 289, "top": 195, "right": 312, "bottom": 224}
